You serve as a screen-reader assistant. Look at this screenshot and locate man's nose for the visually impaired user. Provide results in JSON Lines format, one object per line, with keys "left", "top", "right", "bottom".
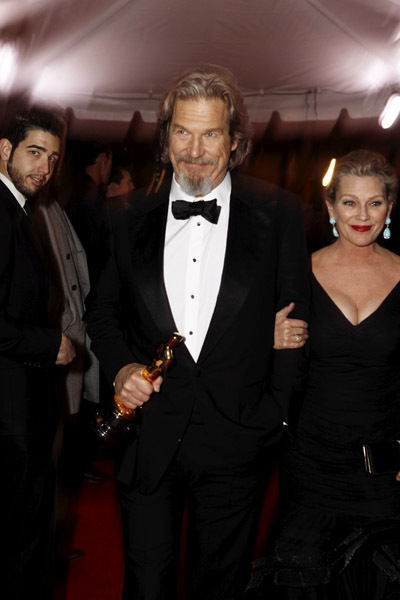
{"left": 187, "top": 135, "right": 203, "bottom": 157}
{"left": 37, "top": 156, "right": 51, "bottom": 175}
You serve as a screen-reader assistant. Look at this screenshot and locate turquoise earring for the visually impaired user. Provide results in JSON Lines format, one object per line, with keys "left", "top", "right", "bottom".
{"left": 383, "top": 217, "right": 391, "bottom": 240}
{"left": 329, "top": 217, "right": 339, "bottom": 238}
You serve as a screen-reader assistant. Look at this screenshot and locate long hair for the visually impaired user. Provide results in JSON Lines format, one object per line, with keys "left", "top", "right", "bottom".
{"left": 157, "top": 65, "right": 252, "bottom": 170}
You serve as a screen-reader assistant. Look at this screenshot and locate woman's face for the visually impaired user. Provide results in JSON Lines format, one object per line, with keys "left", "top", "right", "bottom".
{"left": 327, "top": 175, "right": 392, "bottom": 246}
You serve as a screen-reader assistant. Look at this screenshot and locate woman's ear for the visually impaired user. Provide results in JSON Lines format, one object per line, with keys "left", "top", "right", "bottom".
{"left": 325, "top": 199, "right": 335, "bottom": 220}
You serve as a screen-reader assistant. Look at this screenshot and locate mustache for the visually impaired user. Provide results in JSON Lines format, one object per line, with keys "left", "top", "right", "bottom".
{"left": 176, "top": 155, "right": 217, "bottom": 167}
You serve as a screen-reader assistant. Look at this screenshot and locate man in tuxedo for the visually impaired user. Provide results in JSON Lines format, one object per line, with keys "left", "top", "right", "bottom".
{"left": 86, "top": 65, "right": 309, "bottom": 600}
{"left": 0, "top": 107, "right": 75, "bottom": 598}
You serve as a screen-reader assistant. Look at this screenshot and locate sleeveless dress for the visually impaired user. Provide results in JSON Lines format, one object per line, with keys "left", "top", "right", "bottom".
{"left": 246, "top": 274, "right": 400, "bottom": 599}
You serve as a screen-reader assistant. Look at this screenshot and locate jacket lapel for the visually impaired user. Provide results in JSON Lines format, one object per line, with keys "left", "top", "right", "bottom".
{"left": 130, "top": 198, "right": 175, "bottom": 330}
{"left": 198, "top": 182, "right": 272, "bottom": 364}
{"left": 128, "top": 191, "right": 195, "bottom": 366}
{"left": 0, "top": 182, "right": 47, "bottom": 266}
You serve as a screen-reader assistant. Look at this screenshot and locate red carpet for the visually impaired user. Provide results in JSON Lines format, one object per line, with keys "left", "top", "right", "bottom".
{"left": 53, "top": 458, "right": 278, "bottom": 599}
{"left": 54, "top": 457, "right": 124, "bottom": 600}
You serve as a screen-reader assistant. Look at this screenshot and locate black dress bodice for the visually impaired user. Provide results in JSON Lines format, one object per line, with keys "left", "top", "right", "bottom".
{"left": 290, "top": 274, "right": 400, "bottom": 516}
{"left": 246, "top": 274, "right": 400, "bottom": 597}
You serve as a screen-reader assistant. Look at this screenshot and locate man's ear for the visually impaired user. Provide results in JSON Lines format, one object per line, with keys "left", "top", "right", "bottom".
{"left": 0, "top": 138, "right": 12, "bottom": 162}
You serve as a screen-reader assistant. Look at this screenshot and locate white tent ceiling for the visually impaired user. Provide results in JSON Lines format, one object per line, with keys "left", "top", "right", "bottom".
{"left": 3, "top": 0, "right": 400, "bottom": 140}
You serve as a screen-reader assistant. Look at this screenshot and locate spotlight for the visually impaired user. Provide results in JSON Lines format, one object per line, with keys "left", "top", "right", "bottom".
{"left": 0, "top": 42, "right": 17, "bottom": 91}
{"left": 322, "top": 158, "right": 336, "bottom": 187}
{"left": 379, "top": 93, "right": 400, "bottom": 129}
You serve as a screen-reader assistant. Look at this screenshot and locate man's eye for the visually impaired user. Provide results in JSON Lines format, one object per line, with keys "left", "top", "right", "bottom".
{"left": 205, "top": 132, "right": 216, "bottom": 137}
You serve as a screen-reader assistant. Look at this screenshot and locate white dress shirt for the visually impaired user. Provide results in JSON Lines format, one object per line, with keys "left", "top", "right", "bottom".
{"left": 164, "top": 172, "right": 231, "bottom": 361}
{"left": 0, "top": 173, "right": 27, "bottom": 211}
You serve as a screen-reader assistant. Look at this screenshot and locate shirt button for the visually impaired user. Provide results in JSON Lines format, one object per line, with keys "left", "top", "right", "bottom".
{"left": 197, "top": 222, "right": 201, "bottom": 226}
{"left": 66, "top": 253, "right": 71, "bottom": 260}
{"left": 193, "top": 258, "right": 197, "bottom": 262}
{"left": 189, "top": 331, "right": 193, "bottom": 335}
{"left": 191, "top": 295, "right": 194, "bottom": 299}
{"left": 71, "top": 284, "right": 77, "bottom": 291}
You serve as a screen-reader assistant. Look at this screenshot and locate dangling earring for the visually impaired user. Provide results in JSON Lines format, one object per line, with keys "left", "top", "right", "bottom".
{"left": 383, "top": 217, "right": 391, "bottom": 240}
{"left": 329, "top": 217, "right": 339, "bottom": 238}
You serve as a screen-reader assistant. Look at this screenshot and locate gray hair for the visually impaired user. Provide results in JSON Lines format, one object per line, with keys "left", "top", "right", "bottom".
{"left": 157, "top": 65, "right": 252, "bottom": 169}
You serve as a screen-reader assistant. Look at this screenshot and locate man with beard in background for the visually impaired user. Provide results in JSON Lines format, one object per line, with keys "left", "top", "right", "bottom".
{"left": 86, "top": 65, "right": 309, "bottom": 600}
{"left": 0, "top": 106, "right": 75, "bottom": 598}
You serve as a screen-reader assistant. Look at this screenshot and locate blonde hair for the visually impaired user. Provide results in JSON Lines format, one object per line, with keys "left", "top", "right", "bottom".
{"left": 325, "top": 149, "right": 398, "bottom": 206}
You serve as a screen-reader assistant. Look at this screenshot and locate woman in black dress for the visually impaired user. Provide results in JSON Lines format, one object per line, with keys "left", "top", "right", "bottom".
{"left": 246, "top": 149, "right": 400, "bottom": 599}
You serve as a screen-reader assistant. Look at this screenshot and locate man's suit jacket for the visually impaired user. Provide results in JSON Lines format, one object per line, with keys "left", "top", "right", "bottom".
{"left": 86, "top": 172, "right": 310, "bottom": 493}
{"left": 0, "top": 181, "right": 61, "bottom": 440}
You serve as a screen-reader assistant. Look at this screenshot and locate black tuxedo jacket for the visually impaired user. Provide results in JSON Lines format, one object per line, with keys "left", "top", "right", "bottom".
{"left": 0, "top": 180, "right": 61, "bottom": 439}
{"left": 86, "top": 172, "right": 310, "bottom": 492}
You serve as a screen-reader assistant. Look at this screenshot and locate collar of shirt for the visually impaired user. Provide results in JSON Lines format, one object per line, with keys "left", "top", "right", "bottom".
{"left": 169, "top": 171, "right": 232, "bottom": 213}
{"left": 0, "top": 172, "right": 27, "bottom": 211}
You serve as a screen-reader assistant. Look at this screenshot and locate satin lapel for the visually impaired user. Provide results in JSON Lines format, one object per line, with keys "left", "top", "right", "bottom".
{"left": 129, "top": 198, "right": 174, "bottom": 332}
{"left": 198, "top": 188, "right": 272, "bottom": 364}
{"left": 22, "top": 204, "right": 49, "bottom": 267}
{"left": 129, "top": 196, "right": 195, "bottom": 366}
{"left": 1, "top": 184, "right": 47, "bottom": 267}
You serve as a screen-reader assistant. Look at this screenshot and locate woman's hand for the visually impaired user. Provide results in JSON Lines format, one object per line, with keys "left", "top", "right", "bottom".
{"left": 274, "top": 302, "right": 309, "bottom": 349}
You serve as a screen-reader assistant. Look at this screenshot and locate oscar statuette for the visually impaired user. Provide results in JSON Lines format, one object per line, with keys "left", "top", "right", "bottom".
{"left": 93, "top": 332, "right": 185, "bottom": 443}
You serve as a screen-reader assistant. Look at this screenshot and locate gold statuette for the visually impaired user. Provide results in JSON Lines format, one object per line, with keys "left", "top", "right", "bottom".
{"left": 93, "top": 332, "right": 185, "bottom": 443}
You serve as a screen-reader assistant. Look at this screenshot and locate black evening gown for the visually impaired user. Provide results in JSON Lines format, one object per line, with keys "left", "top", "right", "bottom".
{"left": 246, "top": 274, "right": 400, "bottom": 599}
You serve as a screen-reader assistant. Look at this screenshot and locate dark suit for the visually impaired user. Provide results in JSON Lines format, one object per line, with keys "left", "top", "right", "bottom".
{"left": 0, "top": 181, "right": 61, "bottom": 598}
{"left": 86, "top": 172, "right": 310, "bottom": 599}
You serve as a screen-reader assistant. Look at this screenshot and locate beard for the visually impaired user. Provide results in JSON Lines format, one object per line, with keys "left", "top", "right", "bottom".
{"left": 7, "top": 160, "right": 41, "bottom": 198}
{"left": 175, "top": 155, "right": 217, "bottom": 197}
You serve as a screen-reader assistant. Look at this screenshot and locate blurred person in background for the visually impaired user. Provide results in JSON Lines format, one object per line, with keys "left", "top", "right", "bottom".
{"left": 106, "top": 163, "right": 135, "bottom": 200}
{"left": 33, "top": 187, "right": 101, "bottom": 562}
{"left": 66, "top": 140, "right": 112, "bottom": 282}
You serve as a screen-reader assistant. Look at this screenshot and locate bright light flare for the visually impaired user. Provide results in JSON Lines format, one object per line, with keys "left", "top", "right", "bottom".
{"left": 0, "top": 43, "right": 17, "bottom": 91}
{"left": 322, "top": 158, "right": 336, "bottom": 187}
{"left": 379, "top": 93, "right": 400, "bottom": 129}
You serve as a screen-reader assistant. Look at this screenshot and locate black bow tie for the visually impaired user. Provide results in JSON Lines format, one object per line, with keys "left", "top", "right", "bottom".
{"left": 172, "top": 199, "right": 221, "bottom": 224}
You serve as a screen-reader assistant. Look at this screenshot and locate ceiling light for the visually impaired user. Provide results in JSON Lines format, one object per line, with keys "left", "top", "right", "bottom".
{"left": 0, "top": 42, "right": 17, "bottom": 91}
{"left": 379, "top": 93, "right": 400, "bottom": 129}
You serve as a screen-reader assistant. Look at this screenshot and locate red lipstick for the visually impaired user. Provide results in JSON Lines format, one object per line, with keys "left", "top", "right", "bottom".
{"left": 351, "top": 225, "right": 371, "bottom": 232}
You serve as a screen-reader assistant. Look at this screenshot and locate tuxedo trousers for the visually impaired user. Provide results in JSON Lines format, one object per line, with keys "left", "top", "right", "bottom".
{"left": 117, "top": 417, "right": 276, "bottom": 600}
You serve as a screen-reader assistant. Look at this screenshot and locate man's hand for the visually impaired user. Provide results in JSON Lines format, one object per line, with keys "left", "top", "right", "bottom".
{"left": 56, "top": 332, "right": 76, "bottom": 365}
{"left": 274, "top": 302, "right": 308, "bottom": 349}
{"left": 114, "top": 363, "right": 163, "bottom": 411}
